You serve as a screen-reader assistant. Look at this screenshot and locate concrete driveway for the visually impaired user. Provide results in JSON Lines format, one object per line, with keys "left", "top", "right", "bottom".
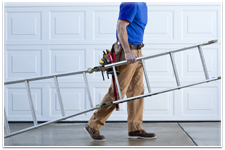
{"left": 4, "top": 122, "right": 221, "bottom": 147}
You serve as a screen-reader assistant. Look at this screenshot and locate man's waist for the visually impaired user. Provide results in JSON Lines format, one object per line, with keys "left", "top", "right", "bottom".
{"left": 116, "top": 40, "right": 144, "bottom": 50}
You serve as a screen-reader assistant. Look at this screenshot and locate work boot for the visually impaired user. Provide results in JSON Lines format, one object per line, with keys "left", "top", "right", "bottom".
{"left": 128, "top": 129, "right": 157, "bottom": 139}
{"left": 84, "top": 124, "right": 106, "bottom": 141}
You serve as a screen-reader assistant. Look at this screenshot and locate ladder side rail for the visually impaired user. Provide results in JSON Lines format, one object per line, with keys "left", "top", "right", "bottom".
{"left": 4, "top": 108, "right": 10, "bottom": 134}
{"left": 112, "top": 76, "right": 221, "bottom": 105}
{"left": 169, "top": 52, "right": 180, "bottom": 86}
{"left": 198, "top": 45, "right": 209, "bottom": 79}
{"left": 141, "top": 59, "right": 151, "bottom": 93}
{"left": 4, "top": 69, "right": 88, "bottom": 85}
{"left": 83, "top": 72, "right": 93, "bottom": 108}
{"left": 4, "top": 40, "right": 217, "bottom": 86}
{"left": 25, "top": 81, "right": 38, "bottom": 126}
{"left": 104, "top": 46, "right": 195, "bottom": 69}
{"left": 112, "top": 66, "right": 122, "bottom": 100}
{"left": 5, "top": 76, "right": 221, "bottom": 139}
{"left": 54, "top": 76, "right": 65, "bottom": 116}
{"left": 104, "top": 40, "right": 217, "bottom": 70}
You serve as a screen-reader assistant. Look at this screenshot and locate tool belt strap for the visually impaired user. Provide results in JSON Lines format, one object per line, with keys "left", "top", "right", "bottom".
{"left": 116, "top": 40, "right": 144, "bottom": 50}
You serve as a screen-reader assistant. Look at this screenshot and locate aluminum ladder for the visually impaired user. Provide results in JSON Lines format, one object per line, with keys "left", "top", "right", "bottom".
{"left": 4, "top": 40, "right": 221, "bottom": 138}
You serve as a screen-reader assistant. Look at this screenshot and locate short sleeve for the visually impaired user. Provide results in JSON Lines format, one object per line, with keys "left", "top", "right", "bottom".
{"left": 118, "top": 2, "right": 137, "bottom": 23}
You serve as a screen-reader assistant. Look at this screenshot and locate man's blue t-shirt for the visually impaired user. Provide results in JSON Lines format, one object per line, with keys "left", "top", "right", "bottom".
{"left": 116, "top": 2, "right": 148, "bottom": 45}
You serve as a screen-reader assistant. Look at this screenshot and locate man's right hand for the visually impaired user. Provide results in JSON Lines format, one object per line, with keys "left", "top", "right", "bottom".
{"left": 125, "top": 50, "right": 138, "bottom": 64}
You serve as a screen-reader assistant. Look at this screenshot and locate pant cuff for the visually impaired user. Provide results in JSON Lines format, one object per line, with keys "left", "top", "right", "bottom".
{"left": 128, "top": 122, "right": 143, "bottom": 132}
{"left": 87, "top": 120, "right": 103, "bottom": 131}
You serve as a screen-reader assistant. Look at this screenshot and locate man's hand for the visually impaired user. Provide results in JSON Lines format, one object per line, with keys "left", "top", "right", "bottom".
{"left": 125, "top": 50, "right": 138, "bottom": 64}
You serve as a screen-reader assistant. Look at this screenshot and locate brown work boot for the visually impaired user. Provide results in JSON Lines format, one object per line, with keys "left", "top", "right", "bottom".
{"left": 128, "top": 129, "right": 157, "bottom": 139}
{"left": 84, "top": 124, "right": 106, "bottom": 141}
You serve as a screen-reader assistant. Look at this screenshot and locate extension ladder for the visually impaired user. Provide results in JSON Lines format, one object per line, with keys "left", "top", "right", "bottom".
{"left": 4, "top": 40, "right": 221, "bottom": 138}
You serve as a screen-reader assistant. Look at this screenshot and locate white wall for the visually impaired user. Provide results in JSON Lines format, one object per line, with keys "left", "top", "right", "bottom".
{"left": 4, "top": 2, "right": 221, "bottom": 121}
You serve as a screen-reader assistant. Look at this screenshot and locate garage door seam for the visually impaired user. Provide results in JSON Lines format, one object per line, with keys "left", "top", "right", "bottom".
{"left": 177, "top": 123, "right": 198, "bottom": 146}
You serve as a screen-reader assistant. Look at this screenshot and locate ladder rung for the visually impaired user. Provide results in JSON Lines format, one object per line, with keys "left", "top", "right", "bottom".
{"left": 25, "top": 81, "right": 38, "bottom": 126}
{"left": 4, "top": 108, "right": 10, "bottom": 134}
{"left": 169, "top": 52, "right": 180, "bottom": 86}
{"left": 83, "top": 72, "right": 93, "bottom": 108}
{"left": 54, "top": 76, "right": 65, "bottom": 116}
{"left": 198, "top": 45, "right": 209, "bottom": 79}
{"left": 141, "top": 59, "right": 151, "bottom": 93}
{"left": 112, "top": 66, "right": 122, "bottom": 100}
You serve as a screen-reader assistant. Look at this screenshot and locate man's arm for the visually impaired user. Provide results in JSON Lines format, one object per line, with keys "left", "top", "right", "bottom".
{"left": 117, "top": 20, "right": 138, "bottom": 64}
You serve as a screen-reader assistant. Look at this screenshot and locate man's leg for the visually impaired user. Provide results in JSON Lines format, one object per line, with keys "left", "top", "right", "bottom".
{"left": 126, "top": 50, "right": 145, "bottom": 132}
{"left": 87, "top": 50, "right": 140, "bottom": 131}
{"left": 126, "top": 50, "right": 157, "bottom": 139}
{"left": 87, "top": 83, "right": 116, "bottom": 131}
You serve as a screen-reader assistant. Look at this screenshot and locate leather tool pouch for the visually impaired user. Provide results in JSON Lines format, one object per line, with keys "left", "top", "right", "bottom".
{"left": 112, "top": 41, "right": 123, "bottom": 63}
{"left": 109, "top": 42, "right": 123, "bottom": 73}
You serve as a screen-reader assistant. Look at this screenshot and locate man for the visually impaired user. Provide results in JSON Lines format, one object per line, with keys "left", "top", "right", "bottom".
{"left": 84, "top": 2, "right": 156, "bottom": 141}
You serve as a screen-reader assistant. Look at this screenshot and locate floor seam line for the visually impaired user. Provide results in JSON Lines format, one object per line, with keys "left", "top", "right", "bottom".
{"left": 177, "top": 122, "right": 198, "bottom": 146}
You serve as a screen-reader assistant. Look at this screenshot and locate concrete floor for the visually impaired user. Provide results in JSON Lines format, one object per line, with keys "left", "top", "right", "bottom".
{"left": 4, "top": 122, "right": 221, "bottom": 147}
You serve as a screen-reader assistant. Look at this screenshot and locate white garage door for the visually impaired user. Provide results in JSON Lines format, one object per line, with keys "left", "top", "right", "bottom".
{"left": 4, "top": 2, "right": 221, "bottom": 121}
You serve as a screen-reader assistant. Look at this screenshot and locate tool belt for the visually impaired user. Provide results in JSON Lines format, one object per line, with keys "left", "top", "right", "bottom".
{"left": 98, "top": 41, "right": 145, "bottom": 80}
{"left": 115, "top": 40, "right": 144, "bottom": 50}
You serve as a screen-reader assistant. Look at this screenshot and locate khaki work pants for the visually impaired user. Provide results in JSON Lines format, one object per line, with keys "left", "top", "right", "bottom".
{"left": 88, "top": 49, "right": 144, "bottom": 132}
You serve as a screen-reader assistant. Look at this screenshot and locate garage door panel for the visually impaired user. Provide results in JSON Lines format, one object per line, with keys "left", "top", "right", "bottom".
{"left": 180, "top": 47, "right": 218, "bottom": 82}
{"left": 5, "top": 11, "right": 42, "bottom": 41}
{"left": 5, "top": 49, "right": 42, "bottom": 80}
{"left": 6, "top": 87, "right": 44, "bottom": 120}
{"left": 143, "top": 87, "right": 174, "bottom": 116}
{"left": 93, "top": 10, "right": 118, "bottom": 40}
{"left": 50, "top": 87, "right": 85, "bottom": 117}
{"left": 182, "top": 10, "right": 218, "bottom": 40}
{"left": 50, "top": 48, "right": 85, "bottom": 82}
{"left": 50, "top": 11, "right": 85, "bottom": 40}
{"left": 182, "top": 86, "right": 219, "bottom": 116}
{"left": 145, "top": 10, "right": 174, "bottom": 40}
{"left": 142, "top": 48, "right": 183, "bottom": 84}
{"left": 142, "top": 49, "right": 174, "bottom": 82}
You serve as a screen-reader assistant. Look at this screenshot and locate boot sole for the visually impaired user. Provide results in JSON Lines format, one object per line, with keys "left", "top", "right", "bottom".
{"left": 84, "top": 127, "right": 106, "bottom": 142}
{"left": 128, "top": 136, "right": 157, "bottom": 139}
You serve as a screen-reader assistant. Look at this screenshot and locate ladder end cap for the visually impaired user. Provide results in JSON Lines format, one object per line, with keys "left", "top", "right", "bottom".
{"left": 209, "top": 39, "right": 218, "bottom": 44}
